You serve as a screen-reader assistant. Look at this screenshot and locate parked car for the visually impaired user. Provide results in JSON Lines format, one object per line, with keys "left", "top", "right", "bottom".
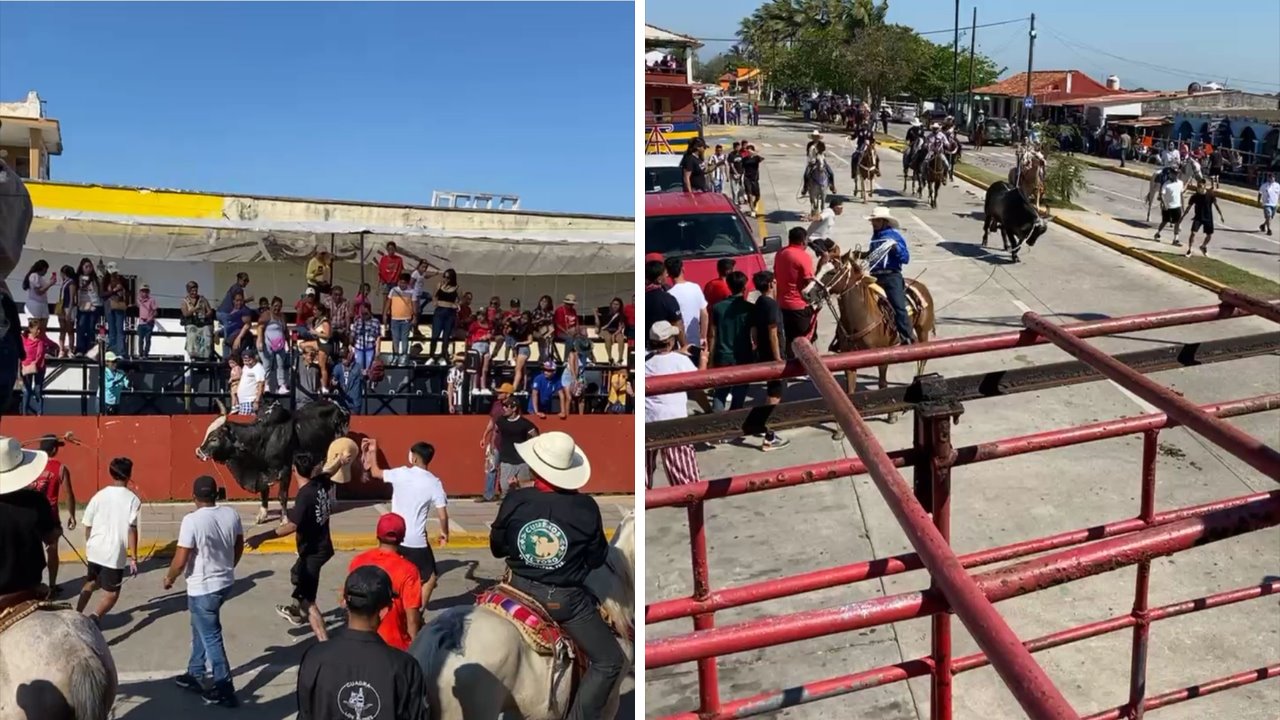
{"left": 645, "top": 154, "right": 684, "bottom": 194}
{"left": 645, "top": 192, "right": 782, "bottom": 289}
{"left": 981, "top": 117, "right": 1013, "bottom": 145}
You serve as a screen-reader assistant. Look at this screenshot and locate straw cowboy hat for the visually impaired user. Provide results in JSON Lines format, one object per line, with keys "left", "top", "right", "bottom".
{"left": 322, "top": 436, "right": 360, "bottom": 484}
{"left": 864, "top": 206, "right": 901, "bottom": 229}
{"left": 0, "top": 436, "right": 48, "bottom": 495}
{"left": 515, "top": 431, "right": 591, "bottom": 491}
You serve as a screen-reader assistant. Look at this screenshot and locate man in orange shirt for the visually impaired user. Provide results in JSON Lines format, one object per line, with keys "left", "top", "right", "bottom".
{"left": 773, "top": 226, "right": 816, "bottom": 358}
{"left": 702, "top": 258, "right": 735, "bottom": 308}
{"left": 346, "top": 513, "right": 423, "bottom": 650}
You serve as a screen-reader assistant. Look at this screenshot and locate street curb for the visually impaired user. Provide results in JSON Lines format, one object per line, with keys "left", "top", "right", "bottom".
{"left": 59, "top": 529, "right": 618, "bottom": 562}
{"left": 943, "top": 165, "right": 1228, "bottom": 295}
{"left": 1078, "top": 158, "right": 1262, "bottom": 208}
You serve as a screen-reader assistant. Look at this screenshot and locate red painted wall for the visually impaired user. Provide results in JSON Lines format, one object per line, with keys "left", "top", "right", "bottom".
{"left": 0, "top": 415, "right": 635, "bottom": 501}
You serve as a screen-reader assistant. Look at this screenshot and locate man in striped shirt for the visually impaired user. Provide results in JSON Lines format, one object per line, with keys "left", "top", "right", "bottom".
{"left": 350, "top": 302, "right": 382, "bottom": 371}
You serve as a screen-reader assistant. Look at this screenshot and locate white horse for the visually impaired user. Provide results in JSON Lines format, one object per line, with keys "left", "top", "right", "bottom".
{"left": 0, "top": 604, "right": 117, "bottom": 719}
{"left": 1145, "top": 158, "right": 1203, "bottom": 221}
{"left": 411, "top": 512, "right": 635, "bottom": 720}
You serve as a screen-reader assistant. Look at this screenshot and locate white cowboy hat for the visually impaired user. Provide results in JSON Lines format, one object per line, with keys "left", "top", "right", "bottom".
{"left": 515, "top": 431, "right": 591, "bottom": 490}
{"left": 864, "top": 206, "right": 901, "bottom": 229}
{"left": 0, "top": 436, "right": 48, "bottom": 495}
{"left": 810, "top": 130, "right": 822, "bottom": 137}
{"left": 910, "top": 118, "right": 922, "bottom": 127}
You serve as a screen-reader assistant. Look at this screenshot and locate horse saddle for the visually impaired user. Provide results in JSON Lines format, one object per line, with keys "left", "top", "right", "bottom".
{"left": 477, "top": 579, "right": 630, "bottom": 670}
{"left": 0, "top": 594, "right": 68, "bottom": 636}
{"left": 866, "top": 281, "right": 925, "bottom": 343}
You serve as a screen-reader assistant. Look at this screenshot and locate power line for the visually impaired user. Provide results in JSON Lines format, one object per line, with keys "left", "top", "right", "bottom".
{"left": 1044, "top": 27, "right": 1280, "bottom": 90}
{"left": 690, "top": 16, "right": 1028, "bottom": 43}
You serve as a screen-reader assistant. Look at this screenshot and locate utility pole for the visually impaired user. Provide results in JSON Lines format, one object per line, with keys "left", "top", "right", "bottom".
{"left": 951, "top": 0, "right": 960, "bottom": 116}
{"left": 966, "top": 6, "right": 977, "bottom": 132}
{"left": 1023, "top": 13, "right": 1036, "bottom": 137}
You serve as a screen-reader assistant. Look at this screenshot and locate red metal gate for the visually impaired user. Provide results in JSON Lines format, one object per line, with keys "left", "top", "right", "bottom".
{"left": 644, "top": 290, "right": 1280, "bottom": 720}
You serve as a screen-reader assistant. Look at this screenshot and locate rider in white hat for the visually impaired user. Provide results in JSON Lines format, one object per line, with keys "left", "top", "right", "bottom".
{"left": 490, "top": 431, "right": 623, "bottom": 720}
{"left": 0, "top": 436, "right": 61, "bottom": 615}
{"left": 863, "top": 206, "right": 916, "bottom": 344}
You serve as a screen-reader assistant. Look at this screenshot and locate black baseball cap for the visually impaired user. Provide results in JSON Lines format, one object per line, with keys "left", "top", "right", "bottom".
{"left": 193, "top": 475, "right": 218, "bottom": 501}
{"left": 344, "top": 566, "right": 395, "bottom": 612}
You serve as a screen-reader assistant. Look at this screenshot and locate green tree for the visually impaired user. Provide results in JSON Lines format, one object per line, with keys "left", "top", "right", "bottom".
{"left": 907, "top": 39, "right": 1004, "bottom": 103}
{"left": 1039, "top": 124, "right": 1089, "bottom": 206}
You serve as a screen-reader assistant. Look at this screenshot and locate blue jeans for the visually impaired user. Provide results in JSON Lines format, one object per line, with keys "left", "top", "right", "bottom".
{"left": 430, "top": 306, "right": 457, "bottom": 357}
{"left": 21, "top": 368, "right": 45, "bottom": 415}
{"left": 354, "top": 346, "right": 375, "bottom": 371}
{"left": 188, "top": 586, "right": 233, "bottom": 687}
{"left": 75, "top": 308, "right": 100, "bottom": 355}
{"left": 390, "top": 319, "right": 411, "bottom": 361}
{"left": 712, "top": 385, "right": 748, "bottom": 412}
{"left": 137, "top": 321, "right": 154, "bottom": 357}
{"left": 483, "top": 448, "right": 501, "bottom": 500}
{"left": 873, "top": 272, "right": 915, "bottom": 343}
{"left": 107, "top": 309, "right": 126, "bottom": 356}
{"left": 263, "top": 347, "right": 291, "bottom": 391}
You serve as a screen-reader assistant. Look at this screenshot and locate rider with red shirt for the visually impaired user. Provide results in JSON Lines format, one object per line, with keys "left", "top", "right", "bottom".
{"left": 489, "top": 432, "right": 622, "bottom": 720}
{"left": 28, "top": 434, "right": 75, "bottom": 593}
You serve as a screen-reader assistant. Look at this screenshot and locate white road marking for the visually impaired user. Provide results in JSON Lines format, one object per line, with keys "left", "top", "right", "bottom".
{"left": 904, "top": 211, "right": 946, "bottom": 243}
{"left": 373, "top": 503, "right": 390, "bottom": 514}
{"left": 1092, "top": 185, "right": 1147, "bottom": 204}
{"left": 1217, "top": 223, "right": 1280, "bottom": 245}
{"left": 1010, "top": 299, "right": 1032, "bottom": 313}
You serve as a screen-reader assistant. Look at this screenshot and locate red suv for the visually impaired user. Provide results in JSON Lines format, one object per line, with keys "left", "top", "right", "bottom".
{"left": 644, "top": 192, "right": 783, "bottom": 288}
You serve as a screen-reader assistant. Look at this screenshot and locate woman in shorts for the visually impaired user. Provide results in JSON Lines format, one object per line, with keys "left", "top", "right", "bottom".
{"left": 467, "top": 312, "right": 493, "bottom": 392}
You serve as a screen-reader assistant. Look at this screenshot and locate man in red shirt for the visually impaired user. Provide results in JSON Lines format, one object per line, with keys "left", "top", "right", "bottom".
{"left": 377, "top": 242, "right": 405, "bottom": 294}
{"left": 28, "top": 434, "right": 76, "bottom": 594}
{"left": 773, "top": 226, "right": 816, "bottom": 359}
{"left": 346, "top": 513, "right": 423, "bottom": 650}
{"left": 553, "top": 294, "right": 580, "bottom": 359}
{"left": 702, "top": 258, "right": 736, "bottom": 308}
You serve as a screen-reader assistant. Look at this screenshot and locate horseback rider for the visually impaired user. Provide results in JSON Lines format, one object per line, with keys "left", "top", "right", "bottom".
{"left": 490, "top": 431, "right": 625, "bottom": 720}
{"left": 850, "top": 122, "right": 880, "bottom": 177}
{"left": 924, "top": 123, "right": 953, "bottom": 176}
{"left": 863, "top": 206, "right": 915, "bottom": 344}
{"left": 905, "top": 117, "right": 924, "bottom": 146}
{"left": 0, "top": 436, "right": 62, "bottom": 617}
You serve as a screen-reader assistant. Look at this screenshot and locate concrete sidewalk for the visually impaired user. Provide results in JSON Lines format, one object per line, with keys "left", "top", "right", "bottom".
{"left": 1076, "top": 155, "right": 1262, "bottom": 208}
{"left": 56, "top": 495, "right": 635, "bottom": 561}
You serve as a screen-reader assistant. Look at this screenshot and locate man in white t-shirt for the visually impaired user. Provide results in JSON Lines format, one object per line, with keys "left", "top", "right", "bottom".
{"left": 1258, "top": 172, "right": 1279, "bottom": 236}
{"left": 162, "top": 475, "right": 244, "bottom": 708}
{"left": 76, "top": 457, "right": 141, "bottom": 626}
{"left": 807, "top": 197, "right": 844, "bottom": 243}
{"left": 644, "top": 321, "right": 700, "bottom": 489}
{"left": 235, "top": 348, "right": 267, "bottom": 415}
{"left": 1155, "top": 175, "right": 1187, "bottom": 245}
{"left": 663, "top": 257, "right": 708, "bottom": 368}
{"left": 360, "top": 439, "right": 450, "bottom": 614}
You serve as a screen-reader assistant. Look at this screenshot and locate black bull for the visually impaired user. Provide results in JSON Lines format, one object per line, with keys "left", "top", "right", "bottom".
{"left": 196, "top": 400, "right": 350, "bottom": 521}
{"left": 982, "top": 181, "right": 1047, "bottom": 262}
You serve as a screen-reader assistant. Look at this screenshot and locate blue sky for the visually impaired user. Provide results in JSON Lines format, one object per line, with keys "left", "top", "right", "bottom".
{"left": 648, "top": 0, "right": 1280, "bottom": 96}
{"left": 0, "top": 2, "right": 636, "bottom": 216}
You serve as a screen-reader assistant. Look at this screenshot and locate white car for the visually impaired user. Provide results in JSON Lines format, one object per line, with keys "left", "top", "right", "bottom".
{"left": 645, "top": 154, "right": 683, "bottom": 194}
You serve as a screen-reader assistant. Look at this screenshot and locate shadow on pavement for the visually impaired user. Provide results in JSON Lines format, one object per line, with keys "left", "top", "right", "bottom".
{"left": 1223, "top": 246, "right": 1279, "bottom": 256}
{"left": 765, "top": 209, "right": 806, "bottom": 223}
{"left": 1115, "top": 217, "right": 1153, "bottom": 229}
{"left": 936, "top": 240, "right": 1016, "bottom": 265}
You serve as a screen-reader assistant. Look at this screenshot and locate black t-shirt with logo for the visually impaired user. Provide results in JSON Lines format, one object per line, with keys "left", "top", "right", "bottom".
{"left": 289, "top": 475, "right": 335, "bottom": 560}
{"left": 496, "top": 416, "right": 538, "bottom": 465}
{"left": 680, "top": 151, "right": 708, "bottom": 191}
{"left": 0, "top": 489, "right": 58, "bottom": 595}
{"left": 753, "top": 294, "right": 786, "bottom": 362}
{"left": 489, "top": 487, "right": 607, "bottom": 587}
{"left": 298, "top": 629, "right": 427, "bottom": 720}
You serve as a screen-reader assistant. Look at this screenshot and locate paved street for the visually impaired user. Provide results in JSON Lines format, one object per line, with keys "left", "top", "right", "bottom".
{"left": 880, "top": 123, "right": 1280, "bottom": 281}
{"left": 647, "top": 115, "right": 1280, "bottom": 719}
{"left": 88, "top": 548, "right": 634, "bottom": 719}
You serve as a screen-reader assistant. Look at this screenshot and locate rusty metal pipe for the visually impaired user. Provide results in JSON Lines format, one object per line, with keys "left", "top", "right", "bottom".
{"left": 646, "top": 303, "right": 1253, "bottom": 395}
{"left": 789, "top": 337, "right": 1080, "bottom": 720}
{"left": 1022, "top": 312, "right": 1280, "bottom": 482}
{"left": 1220, "top": 287, "right": 1280, "bottom": 324}
{"left": 1082, "top": 665, "right": 1280, "bottom": 720}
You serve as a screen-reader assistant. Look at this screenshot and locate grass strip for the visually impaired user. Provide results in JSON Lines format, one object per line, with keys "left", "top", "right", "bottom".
{"left": 1151, "top": 253, "right": 1280, "bottom": 299}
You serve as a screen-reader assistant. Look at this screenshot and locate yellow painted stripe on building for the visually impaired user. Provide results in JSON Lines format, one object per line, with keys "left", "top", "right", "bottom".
{"left": 27, "top": 181, "right": 225, "bottom": 219}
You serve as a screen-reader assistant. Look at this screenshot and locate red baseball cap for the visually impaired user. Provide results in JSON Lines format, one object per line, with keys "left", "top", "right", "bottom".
{"left": 645, "top": 252, "right": 664, "bottom": 262}
{"left": 375, "top": 513, "right": 406, "bottom": 542}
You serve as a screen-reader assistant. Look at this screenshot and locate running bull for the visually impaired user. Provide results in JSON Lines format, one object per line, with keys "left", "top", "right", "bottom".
{"left": 982, "top": 180, "right": 1047, "bottom": 262}
{"left": 195, "top": 400, "right": 351, "bottom": 524}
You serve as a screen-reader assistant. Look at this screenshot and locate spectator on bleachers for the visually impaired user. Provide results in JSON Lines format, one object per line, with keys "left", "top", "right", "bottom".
{"left": 606, "top": 367, "right": 631, "bottom": 413}
{"left": 467, "top": 312, "right": 493, "bottom": 393}
{"left": 21, "top": 259, "right": 55, "bottom": 321}
{"left": 528, "top": 360, "right": 568, "bottom": 420}
{"left": 180, "top": 281, "right": 215, "bottom": 360}
{"left": 428, "top": 269, "right": 460, "bottom": 364}
{"left": 236, "top": 349, "right": 267, "bottom": 416}
{"left": 258, "top": 297, "right": 291, "bottom": 394}
{"left": 511, "top": 311, "right": 534, "bottom": 392}
{"left": 597, "top": 297, "right": 627, "bottom": 365}
{"left": 499, "top": 299, "right": 521, "bottom": 364}
{"left": 300, "top": 303, "right": 334, "bottom": 391}
{"left": 103, "top": 269, "right": 129, "bottom": 357}
{"left": 446, "top": 351, "right": 466, "bottom": 414}
{"left": 456, "top": 292, "right": 475, "bottom": 337}
{"left": 102, "top": 351, "right": 129, "bottom": 415}
{"left": 410, "top": 259, "right": 438, "bottom": 339}
{"left": 531, "top": 295, "right": 556, "bottom": 361}
{"left": 562, "top": 341, "right": 588, "bottom": 415}
{"left": 216, "top": 272, "right": 252, "bottom": 327}
{"left": 134, "top": 284, "right": 158, "bottom": 358}
{"left": 554, "top": 294, "right": 581, "bottom": 361}
{"left": 386, "top": 273, "right": 415, "bottom": 364}
{"left": 323, "top": 285, "right": 352, "bottom": 354}
{"left": 223, "top": 291, "right": 257, "bottom": 359}
{"left": 350, "top": 301, "right": 381, "bottom": 372}
{"left": 353, "top": 282, "right": 372, "bottom": 313}
{"left": 624, "top": 293, "right": 636, "bottom": 351}
{"left": 296, "top": 344, "right": 323, "bottom": 405}
{"left": 257, "top": 297, "right": 270, "bottom": 314}
{"left": 73, "top": 258, "right": 102, "bottom": 356}
{"left": 306, "top": 250, "right": 333, "bottom": 294}
{"left": 21, "top": 317, "right": 58, "bottom": 415}
{"left": 55, "top": 265, "right": 75, "bottom": 356}
{"left": 333, "top": 348, "right": 364, "bottom": 414}
{"left": 227, "top": 354, "right": 242, "bottom": 409}
{"left": 294, "top": 288, "right": 318, "bottom": 338}
{"left": 376, "top": 242, "right": 406, "bottom": 298}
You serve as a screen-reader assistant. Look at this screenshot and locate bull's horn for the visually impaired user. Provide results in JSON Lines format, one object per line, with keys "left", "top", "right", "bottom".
{"left": 215, "top": 399, "right": 228, "bottom": 416}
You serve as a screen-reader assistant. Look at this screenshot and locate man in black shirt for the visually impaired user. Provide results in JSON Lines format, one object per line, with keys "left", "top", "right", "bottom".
{"left": 644, "top": 259, "right": 683, "bottom": 347}
{"left": 740, "top": 145, "right": 764, "bottom": 216}
{"left": 495, "top": 397, "right": 540, "bottom": 491}
{"left": 248, "top": 452, "right": 334, "bottom": 640}
{"left": 750, "top": 272, "right": 791, "bottom": 451}
{"left": 297, "top": 566, "right": 428, "bottom": 720}
{"left": 680, "top": 137, "right": 709, "bottom": 192}
{"left": 490, "top": 431, "right": 624, "bottom": 720}
{"left": 0, "top": 436, "right": 60, "bottom": 612}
